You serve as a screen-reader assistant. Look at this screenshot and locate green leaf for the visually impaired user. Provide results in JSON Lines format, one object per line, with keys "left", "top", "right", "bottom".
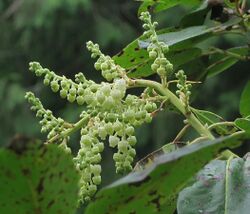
{"left": 207, "top": 46, "right": 249, "bottom": 78}
{"left": 133, "top": 142, "right": 186, "bottom": 172}
{"left": 129, "top": 48, "right": 202, "bottom": 78}
{"left": 192, "top": 109, "right": 235, "bottom": 135}
{"left": 0, "top": 140, "right": 79, "bottom": 214}
{"left": 139, "top": 26, "right": 212, "bottom": 51}
{"left": 180, "top": 2, "right": 209, "bottom": 27}
{"left": 113, "top": 26, "right": 211, "bottom": 78}
{"left": 137, "top": 0, "right": 202, "bottom": 14}
{"left": 178, "top": 155, "right": 250, "bottom": 214}
{"left": 85, "top": 134, "right": 244, "bottom": 214}
{"left": 240, "top": 81, "right": 250, "bottom": 117}
{"left": 235, "top": 118, "right": 250, "bottom": 135}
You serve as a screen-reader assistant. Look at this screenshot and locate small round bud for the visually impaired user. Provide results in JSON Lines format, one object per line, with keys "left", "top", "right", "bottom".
{"left": 151, "top": 63, "right": 159, "bottom": 72}
{"left": 109, "top": 136, "right": 119, "bottom": 148}
{"left": 81, "top": 135, "right": 92, "bottom": 146}
{"left": 43, "top": 78, "right": 50, "bottom": 86}
{"left": 69, "top": 87, "right": 77, "bottom": 96}
{"left": 118, "top": 140, "right": 128, "bottom": 153}
{"left": 102, "top": 84, "right": 111, "bottom": 95}
{"left": 101, "top": 62, "right": 109, "bottom": 71}
{"left": 113, "top": 120, "right": 123, "bottom": 132}
{"left": 103, "top": 96, "right": 115, "bottom": 109}
{"left": 67, "top": 94, "right": 76, "bottom": 103}
{"left": 94, "top": 62, "right": 101, "bottom": 70}
{"left": 92, "top": 176, "right": 101, "bottom": 185}
{"left": 50, "top": 80, "right": 60, "bottom": 93}
{"left": 60, "top": 89, "right": 67, "bottom": 99}
{"left": 157, "top": 67, "right": 166, "bottom": 76}
{"left": 149, "top": 51, "right": 157, "bottom": 59}
{"left": 127, "top": 136, "right": 137, "bottom": 146}
{"left": 77, "top": 96, "right": 85, "bottom": 105}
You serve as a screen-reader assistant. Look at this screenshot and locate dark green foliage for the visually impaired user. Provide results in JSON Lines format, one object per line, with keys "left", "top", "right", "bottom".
{"left": 0, "top": 139, "right": 79, "bottom": 214}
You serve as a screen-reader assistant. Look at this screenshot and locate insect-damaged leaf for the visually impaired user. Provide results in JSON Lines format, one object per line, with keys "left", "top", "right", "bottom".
{"left": 0, "top": 140, "right": 79, "bottom": 214}
{"left": 177, "top": 154, "right": 250, "bottom": 214}
{"left": 113, "top": 26, "right": 211, "bottom": 78}
{"left": 85, "top": 134, "right": 244, "bottom": 214}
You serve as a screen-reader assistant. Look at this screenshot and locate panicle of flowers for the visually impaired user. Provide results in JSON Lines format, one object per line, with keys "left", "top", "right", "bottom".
{"left": 25, "top": 92, "right": 66, "bottom": 140}
{"left": 86, "top": 41, "right": 126, "bottom": 81}
{"left": 176, "top": 70, "right": 192, "bottom": 111}
{"left": 26, "top": 38, "right": 159, "bottom": 204}
{"left": 139, "top": 12, "right": 173, "bottom": 84}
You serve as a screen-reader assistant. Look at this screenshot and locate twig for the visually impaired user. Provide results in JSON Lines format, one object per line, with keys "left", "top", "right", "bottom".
{"left": 189, "top": 136, "right": 210, "bottom": 145}
{"left": 173, "top": 124, "right": 190, "bottom": 144}
{"left": 206, "top": 47, "right": 250, "bottom": 61}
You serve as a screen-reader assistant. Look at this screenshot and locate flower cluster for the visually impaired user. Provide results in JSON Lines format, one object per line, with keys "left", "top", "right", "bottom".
{"left": 26, "top": 12, "right": 164, "bottom": 204}
{"left": 27, "top": 54, "right": 158, "bottom": 203}
{"left": 73, "top": 93, "right": 157, "bottom": 202}
{"left": 86, "top": 41, "right": 125, "bottom": 81}
{"left": 139, "top": 12, "right": 173, "bottom": 79}
{"left": 176, "top": 70, "right": 192, "bottom": 110}
{"left": 25, "top": 92, "right": 67, "bottom": 140}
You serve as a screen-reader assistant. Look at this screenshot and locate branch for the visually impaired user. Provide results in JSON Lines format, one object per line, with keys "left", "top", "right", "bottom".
{"left": 129, "top": 79, "right": 214, "bottom": 139}
{"left": 46, "top": 115, "right": 90, "bottom": 143}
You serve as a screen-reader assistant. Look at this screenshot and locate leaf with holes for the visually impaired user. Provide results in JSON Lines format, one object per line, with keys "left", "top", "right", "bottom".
{"left": 113, "top": 26, "right": 211, "bottom": 78}
{"left": 177, "top": 155, "right": 250, "bottom": 214}
{"left": 85, "top": 134, "right": 244, "bottom": 214}
{"left": 0, "top": 140, "right": 80, "bottom": 214}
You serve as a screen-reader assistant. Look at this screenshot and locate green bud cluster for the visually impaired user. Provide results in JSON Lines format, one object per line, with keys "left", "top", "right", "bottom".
{"left": 139, "top": 12, "right": 173, "bottom": 78}
{"left": 74, "top": 126, "right": 104, "bottom": 203}
{"left": 176, "top": 70, "right": 192, "bottom": 109}
{"left": 27, "top": 39, "right": 159, "bottom": 204}
{"left": 86, "top": 41, "right": 125, "bottom": 81}
{"left": 58, "top": 138, "right": 72, "bottom": 154}
{"left": 25, "top": 92, "right": 66, "bottom": 140}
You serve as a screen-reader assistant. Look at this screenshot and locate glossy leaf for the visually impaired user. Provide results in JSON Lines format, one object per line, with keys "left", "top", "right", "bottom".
{"left": 137, "top": 0, "right": 202, "bottom": 14}
{"left": 85, "top": 134, "right": 244, "bottom": 214}
{"left": 180, "top": 2, "right": 209, "bottom": 27}
{"left": 130, "top": 48, "right": 202, "bottom": 78}
{"left": 113, "top": 26, "right": 211, "bottom": 78}
{"left": 207, "top": 46, "right": 249, "bottom": 77}
{"left": 133, "top": 142, "right": 186, "bottom": 172}
{"left": 0, "top": 140, "right": 79, "bottom": 214}
{"left": 178, "top": 155, "right": 250, "bottom": 214}
{"left": 240, "top": 81, "right": 250, "bottom": 117}
{"left": 139, "top": 26, "right": 212, "bottom": 51}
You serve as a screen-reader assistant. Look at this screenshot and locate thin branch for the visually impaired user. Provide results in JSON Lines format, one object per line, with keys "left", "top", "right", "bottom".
{"left": 189, "top": 137, "right": 210, "bottom": 145}
{"left": 129, "top": 78, "right": 214, "bottom": 139}
{"left": 209, "top": 47, "right": 250, "bottom": 61}
{"left": 46, "top": 115, "right": 90, "bottom": 144}
{"left": 173, "top": 124, "right": 190, "bottom": 144}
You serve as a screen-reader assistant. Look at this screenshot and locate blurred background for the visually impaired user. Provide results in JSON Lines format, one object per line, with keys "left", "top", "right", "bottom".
{"left": 0, "top": 0, "right": 250, "bottom": 212}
